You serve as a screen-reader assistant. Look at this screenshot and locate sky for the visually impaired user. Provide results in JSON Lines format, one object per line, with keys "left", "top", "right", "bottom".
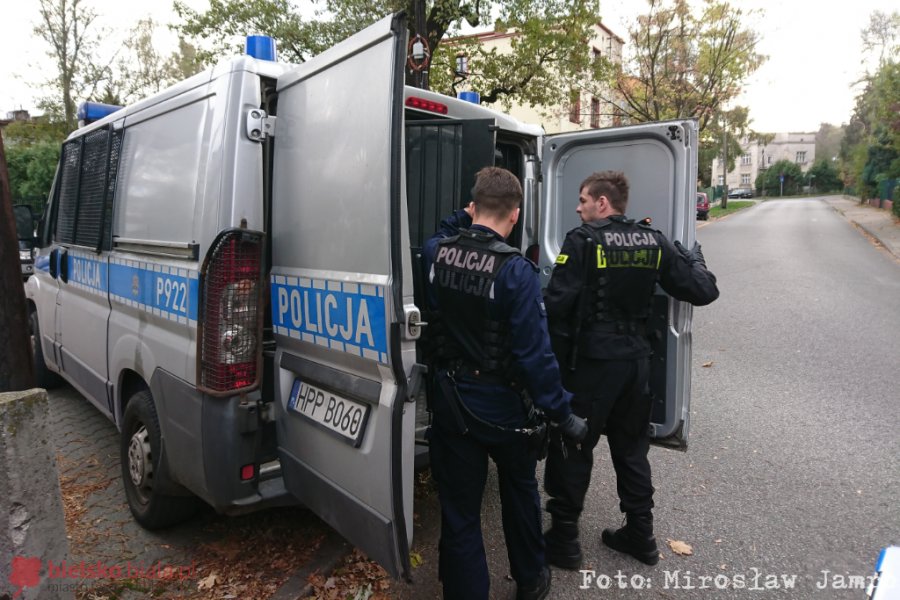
{"left": 0, "top": 0, "right": 895, "bottom": 133}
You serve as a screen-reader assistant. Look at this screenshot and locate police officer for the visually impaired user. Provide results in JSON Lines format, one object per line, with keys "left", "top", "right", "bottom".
{"left": 424, "top": 167, "right": 587, "bottom": 600}
{"left": 542, "top": 170, "right": 719, "bottom": 569}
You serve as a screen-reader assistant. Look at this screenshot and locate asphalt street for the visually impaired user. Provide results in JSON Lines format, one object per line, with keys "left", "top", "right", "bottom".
{"left": 394, "top": 196, "right": 900, "bottom": 599}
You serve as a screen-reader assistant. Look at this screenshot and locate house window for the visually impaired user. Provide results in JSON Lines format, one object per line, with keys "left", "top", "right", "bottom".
{"left": 569, "top": 89, "right": 581, "bottom": 124}
{"left": 796, "top": 151, "right": 807, "bottom": 164}
{"left": 590, "top": 98, "right": 600, "bottom": 128}
{"left": 741, "top": 153, "right": 751, "bottom": 165}
{"left": 455, "top": 54, "right": 468, "bottom": 77}
{"left": 718, "top": 175, "right": 724, "bottom": 185}
{"left": 741, "top": 174, "right": 751, "bottom": 185}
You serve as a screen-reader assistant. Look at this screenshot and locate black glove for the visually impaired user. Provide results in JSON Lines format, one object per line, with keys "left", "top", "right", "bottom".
{"left": 674, "top": 240, "right": 707, "bottom": 268}
{"left": 557, "top": 413, "right": 588, "bottom": 443}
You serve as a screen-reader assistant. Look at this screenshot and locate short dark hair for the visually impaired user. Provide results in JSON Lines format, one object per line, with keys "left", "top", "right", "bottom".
{"left": 472, "top": 167, "right": 522, "bottom": 217}
{"left": 580, "top": 171, "right": 629, "bottom": 213}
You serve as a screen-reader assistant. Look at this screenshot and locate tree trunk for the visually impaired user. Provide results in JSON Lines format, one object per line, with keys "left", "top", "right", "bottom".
{"left": 0, "top": 130, "right": 36, "bottom": 392}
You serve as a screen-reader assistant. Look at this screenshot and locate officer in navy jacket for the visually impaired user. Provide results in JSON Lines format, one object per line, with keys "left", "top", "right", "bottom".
{"left": 423, "top": 167, "right": 587, "bottom": 600}
{"left": 542, "top": 170, "right": 719, "bottom": 571}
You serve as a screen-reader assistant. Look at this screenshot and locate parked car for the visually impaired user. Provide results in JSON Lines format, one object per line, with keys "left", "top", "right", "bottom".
{"left": 13, "top": 205, "right": 36, "bottom": 280}
{"left": 727, "top": 187, "right": 753, "bottom": 199}
{"left": 696, "top": 192, "right": 710, "bottom": 220}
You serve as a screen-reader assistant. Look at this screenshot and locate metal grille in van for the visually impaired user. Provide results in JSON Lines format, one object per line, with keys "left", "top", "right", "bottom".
{"left": 54, "top": 126, "right": 123, "bottom": 250}
{"left": 74, "top": 128, "right": 111, "bottom": 247}
{"left": 102, "top": 130, "right": 124, "bottom": 249}
{"left": 56, "top": 141, "right": 82, "bottom": 244}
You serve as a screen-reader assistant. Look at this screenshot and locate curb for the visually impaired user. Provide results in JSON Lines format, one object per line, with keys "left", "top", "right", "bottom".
{"left": 269, "top": 532, "right": 352, "bottom": 600}
{"left": 824, "top": 197, "right": 900, "bottom": 260}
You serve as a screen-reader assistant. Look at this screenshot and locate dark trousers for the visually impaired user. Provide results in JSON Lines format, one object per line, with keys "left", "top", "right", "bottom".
{"left": 544, "top": 358, "right": 655, "bottom": 522}
{"left": 429, "top": 375, "right": 544, "bottom": 600}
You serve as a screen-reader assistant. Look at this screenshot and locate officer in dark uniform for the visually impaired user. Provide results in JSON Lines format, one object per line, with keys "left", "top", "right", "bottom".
{"left": 424, "top": 167, "right": 587, "bottom": 600}
{"left": 542, "top": 170, "right": 719, "bottom": 570}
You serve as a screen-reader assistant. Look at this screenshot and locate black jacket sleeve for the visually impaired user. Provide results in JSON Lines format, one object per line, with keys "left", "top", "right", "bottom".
{"left": 657, "top": 236, "right": 720, "bottom": 306}
{"left": 543, "top": 231, "right": 589, "bottom": 327}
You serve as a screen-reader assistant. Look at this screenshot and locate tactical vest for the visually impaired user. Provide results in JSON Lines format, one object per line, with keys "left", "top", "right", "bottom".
{"left": 578, "top": 216, "right": 662, "bottom": 336}
{"left": 431, "top": 228, "right": 520, "bottom": 376}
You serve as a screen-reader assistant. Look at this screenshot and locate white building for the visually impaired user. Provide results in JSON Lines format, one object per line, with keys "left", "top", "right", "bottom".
{"left": 712, "top": 132, "right": 816, "bottom": 190}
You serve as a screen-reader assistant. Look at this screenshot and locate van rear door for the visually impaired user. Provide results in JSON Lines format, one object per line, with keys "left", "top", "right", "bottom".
{"left": 270, "top": 14, "right": 415, "bottom": 578}
{"left": 540, "top": 120, "right": 698, "bottom": 449}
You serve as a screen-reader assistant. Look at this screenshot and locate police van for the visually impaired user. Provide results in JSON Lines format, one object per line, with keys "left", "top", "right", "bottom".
{"left": 25, "top": 13, "right": 698, "bottom": 579}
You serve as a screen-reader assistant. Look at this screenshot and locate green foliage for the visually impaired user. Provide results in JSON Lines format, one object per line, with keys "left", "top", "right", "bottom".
{"left": 172, "top": 0, "right": 364, "bottom": 65}
{"left": 5, "top": 141, "right": 60, "bottom": 203}
{"left": 756, "top": 160, "right": 803, "bottom": 196}
{"left": 430, "top": 0, "right": 600, "bottom": 109}
{"left": 113, "top": 19, "right": 204, "bottom": 104}
{"left": 806, "top": 159, "right": 842, "bottom": 192}
{"left": 708, "top": 200, "right": 752, "bottom": 218}
{"left": 587, "top": 0, "right": 765, "bottom": 130}
{"left": 840, "top": 12, "right": 899, "bottom": 201}
{"left": 172, "top": 0, "right": 601, "bottom": 109}
{"left": 815, "top": 123, "right": 844, "bottom": 165}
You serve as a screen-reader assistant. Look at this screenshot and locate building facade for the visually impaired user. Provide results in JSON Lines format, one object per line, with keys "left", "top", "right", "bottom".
{"left": 452, "top": 21, "right": 624, "bottom": 134}
{"left": 711, "top": 132, "right": 817, "bottom": 191}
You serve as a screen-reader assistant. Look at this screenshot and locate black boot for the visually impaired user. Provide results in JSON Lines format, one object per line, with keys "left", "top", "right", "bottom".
{"left": 544, "top": 518, "right": 583, "bottom": 570}
{"left": 601, "top": 514, "right": 659, "bottom": 565}
{"left": 516, "top": 565, "right": 551, "bottom": 600}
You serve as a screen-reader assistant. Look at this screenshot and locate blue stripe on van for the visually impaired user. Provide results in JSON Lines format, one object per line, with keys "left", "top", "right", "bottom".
{"left": 270, "top": 277, "right": 388, "bottom": 363}
{"left": 109, "top": 261, "right": 199, "bottom": 322}
{"left": 67, "top": 254, "right": 108, "bottom": 292}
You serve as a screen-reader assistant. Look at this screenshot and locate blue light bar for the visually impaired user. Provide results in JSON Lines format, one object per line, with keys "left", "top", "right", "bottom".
{"left": 458, "top": 91, "right": 480, "bottom": 105}
{"left": 246, "top": 35, "right": 277, "bottom": 61}
{"left": 76, "top": 101, "right": 123, "bottom": 124}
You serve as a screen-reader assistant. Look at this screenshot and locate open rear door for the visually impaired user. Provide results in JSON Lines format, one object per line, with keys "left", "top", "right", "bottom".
{"left": 540, "top": 120, "right": 698, "bottom": 449}
{"left": 270, "top": 14, "right": 415, "bottom": 578}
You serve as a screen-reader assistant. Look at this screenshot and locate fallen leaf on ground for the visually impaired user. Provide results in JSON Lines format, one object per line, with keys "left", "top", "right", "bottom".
{"left": 702, "top": 361, "right": 714, "bottom": 368}
{"left": 410, "top": 552, "right": 423, "bottom": 568}
{"left": 197, "top": 572, "right": 220, "bottom": 590}
{"left": 667, "top": 539, "right": 693, "bottom": 556}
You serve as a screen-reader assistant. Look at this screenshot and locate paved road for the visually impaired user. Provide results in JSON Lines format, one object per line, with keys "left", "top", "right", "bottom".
{"left": 396, "top": 197, "right": 900, "bottom": 599}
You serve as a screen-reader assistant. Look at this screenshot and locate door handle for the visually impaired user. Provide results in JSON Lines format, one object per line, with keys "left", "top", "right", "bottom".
{"left": 49, "top": 248, "right": 59, "bottom": 279}
{"left": 59, "top": 249, "right": 69, "bottom": 283}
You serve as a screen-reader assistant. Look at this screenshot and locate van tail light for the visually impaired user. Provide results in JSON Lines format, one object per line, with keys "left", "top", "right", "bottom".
{"left": 198, "top": 229, "right": 265, "bottom": 395}
{"left": 525, "top": 244, "right": 540, "bottom": 264}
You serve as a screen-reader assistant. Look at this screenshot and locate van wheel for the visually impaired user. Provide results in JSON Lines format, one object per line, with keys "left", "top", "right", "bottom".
{"left": 29, "top": 311, "right": 63, "bottom": 389}
{"left": 121, "top": 390, "right": 200, "bottom": 529}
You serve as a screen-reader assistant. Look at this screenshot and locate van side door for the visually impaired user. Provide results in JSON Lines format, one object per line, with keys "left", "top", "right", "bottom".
{"left": 541, "top": 120, "right": 698, "bottom": 448}
{"left": 49, "top": 123, "right": 124, "bottom": 414}
{"left": 270, "top": 14, "right": 415, "bottom": 578}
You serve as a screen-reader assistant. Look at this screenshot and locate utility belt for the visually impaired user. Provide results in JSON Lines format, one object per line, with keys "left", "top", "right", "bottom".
{"left": 585, "top": 319, "right": 648, "bottom": 336}
{"left": 448, "top": 360, "right": 518, "bottom": 388}
{"left": 436, "top": 368, "right": 549, "bottom": 460}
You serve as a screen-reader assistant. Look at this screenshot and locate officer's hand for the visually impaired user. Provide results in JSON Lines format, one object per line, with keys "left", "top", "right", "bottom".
{"left": 558, "top": 413, "right": 588, "bottom": 443}
{"left": 674, "top": 240, "right": 707, "bottom": 267}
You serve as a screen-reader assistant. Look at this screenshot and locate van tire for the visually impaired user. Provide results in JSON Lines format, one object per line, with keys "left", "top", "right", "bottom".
{"left": 29, "top": 311, "right": 63, "bottom": 389}
{"left": 121, "top": 390, "right": 200, "bottom": 529}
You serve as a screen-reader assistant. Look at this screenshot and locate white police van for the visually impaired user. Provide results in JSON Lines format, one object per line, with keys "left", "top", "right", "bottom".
{"left": 26, "top": 13, "right": 698, "bottom": 579}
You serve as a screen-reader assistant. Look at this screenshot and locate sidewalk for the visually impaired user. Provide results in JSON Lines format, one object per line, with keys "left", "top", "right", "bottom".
{"left": 822, "top": 195, "right": 900, "bottom": 259}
